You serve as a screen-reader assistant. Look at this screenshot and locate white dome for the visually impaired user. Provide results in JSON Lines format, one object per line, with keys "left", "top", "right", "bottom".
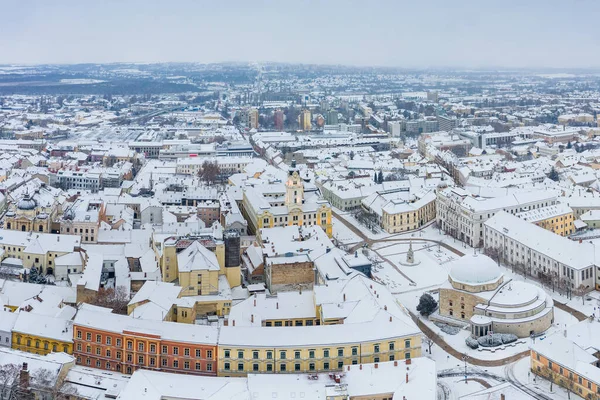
{"left": 449, "top": 254, "right": 502, "bottom": 285}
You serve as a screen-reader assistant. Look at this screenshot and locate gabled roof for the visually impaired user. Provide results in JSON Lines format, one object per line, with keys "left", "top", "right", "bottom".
{"left": 177, "top": 241, "right": 220, "bottom": 272}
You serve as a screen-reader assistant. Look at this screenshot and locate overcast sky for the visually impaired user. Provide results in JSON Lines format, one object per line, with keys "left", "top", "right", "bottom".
{"left": 2, "top": 0, "right": 600, "bottom": 68}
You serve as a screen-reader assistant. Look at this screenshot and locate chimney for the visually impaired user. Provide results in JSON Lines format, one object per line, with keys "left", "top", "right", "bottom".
{"left": 389, "top": 316, "right": 393, "bottom": 322}
{"left": 374, "top": 363, "right": 378, "bottom": 369}
{"left": 359, "top": 364, "right": 362, "bottom": 370}
{"left": 251, "top": 314, "right": 254, "bottom": 323}
{"left": 276, "top": 302, "right": 279, "bottom": 309}
{"left": 500, "top": 395, "right": 505, "bottom": 400}
{"left": 394, "top": 361, "right": 398, "bottom": 367}
{"left": 343, "top": 293, "right": 346, "bottom": 301}
{"left": 347, "top": 366, "right": 351, "bottom": 371}
{"left": 20, "top": 363, "right": 29, "bottom": 390}
{"left": 406, "top": 372, "right": 409, "bottom": 383}
{"left": 253, "top": 299, "right": 256, "bottom": 307}
{"left": 232, "top": 320, "right": 235, "bottom": 326}
{"left": 406, "top": 359, "right": 412, "bottom": 365}
{"left": 384, "top": 305, "right": 387, "bottom": 311}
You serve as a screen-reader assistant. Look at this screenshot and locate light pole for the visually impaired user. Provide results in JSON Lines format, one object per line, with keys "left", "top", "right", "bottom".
{"left": 462, "top": 354, "right": 469, "bottom": 384}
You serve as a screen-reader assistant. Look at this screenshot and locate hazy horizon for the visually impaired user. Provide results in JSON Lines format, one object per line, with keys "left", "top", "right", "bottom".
{"left": 2, "top": 0, "right": 600, "bottom": 69}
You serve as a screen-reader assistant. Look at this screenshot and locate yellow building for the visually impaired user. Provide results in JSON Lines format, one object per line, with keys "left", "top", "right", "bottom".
{"left": 12, "top": 312, "right": 73, "bottom": 355}
{"left": 381, "top": 191, "right": 437, "bottom": 234}
{"left": 217, "top": 319, "right": 421, "bottom": 376}
{"left": 219, "top": 275, "right": 422, "bottom": 376}
{"left": 530, "top": 320, "right": 600, "bottom": 400}
{"left": 0, "top": 228, "right": 81, "bottom": 275}
{"left": 298, "top": 109, "right": 311, "bottom": 131}
{"left": 149, "top": 234, "right": 238, "bottom": 320}
{"left": 241, "top": 162, "right": 333, "bottom": 237}
{"left": 515, "top": 203, "right": 574, "bottom": 237}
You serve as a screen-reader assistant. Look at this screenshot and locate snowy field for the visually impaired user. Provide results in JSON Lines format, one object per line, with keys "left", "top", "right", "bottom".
{"left": 373, "top": 241, "right": 459, "bottom": 292}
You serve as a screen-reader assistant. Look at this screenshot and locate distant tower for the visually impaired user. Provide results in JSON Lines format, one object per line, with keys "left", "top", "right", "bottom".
{"left": 274, "top": 109, "right": 285, "bottom": 131}
{"left": 285, "top": 160, "right": 304, "bottom": 207}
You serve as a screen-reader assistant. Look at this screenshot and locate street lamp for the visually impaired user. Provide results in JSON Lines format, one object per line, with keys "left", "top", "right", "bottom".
{"left": 462, "top": 354, "right": 469, "bottom": 384}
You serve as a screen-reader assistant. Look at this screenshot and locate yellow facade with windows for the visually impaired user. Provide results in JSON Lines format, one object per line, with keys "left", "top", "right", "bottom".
{"left": 533, "top": 212, "right": 574, "bottom": 237}
{"left": 241, "top": 167, "right": 333, "bottom": 237}
{"left": 381, "top": 194, "right": 436, "bottom": 234}
{"left": 531, "top": 349, "right": 600, "bottom": 399}
{"left": 12, "top": 331, "right": 72, "bottom": 356}
{"left": 217, "top": 334, "right": 421, "bottom": 376}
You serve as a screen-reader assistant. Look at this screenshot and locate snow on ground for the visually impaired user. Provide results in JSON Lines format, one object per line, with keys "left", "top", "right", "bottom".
{"left": 371, "top": 260, "right": 413, "bottom": 293}
{"left": 331, "top": 216, "right": 362, "bottom": 246}
{"left": 375, "top": 241, "right": 458, "bottom": 292}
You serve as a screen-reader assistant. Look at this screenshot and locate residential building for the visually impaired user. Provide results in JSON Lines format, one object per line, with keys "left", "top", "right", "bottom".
{"left": 531, "top": 318, "right": 600, "bottom": 400}
{"left": 12, "top": 312, "right": 73, "bottom": 355}
{"left": 515, "top": 203, "right": 574, "bottom": 237}
{"left": 298, "top": 109, "right": 311, "bottom": 131}
{"left": 73, "top": 308, "right": 218, "bottom": 375}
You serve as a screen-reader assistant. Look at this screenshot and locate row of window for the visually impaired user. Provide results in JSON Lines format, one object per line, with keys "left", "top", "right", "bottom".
{"left": 222, "top": 341, "right": 408, "bottom": 360}
{"left": 15, "top": 337, "right": 68, "bottom": 353}
{"left": 76, "top": 332, "right": 214, "bottom": 358}
{"left": 76, "top": 342, "right": 213, "bottom": 359}
{"left": 223, "top": 353, "right": 408, "bottom": 372}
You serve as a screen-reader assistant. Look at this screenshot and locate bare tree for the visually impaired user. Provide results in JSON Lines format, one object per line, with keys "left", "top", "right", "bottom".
{"left": 198, "top": 160, "right": 221, "bottom": 185}
{"left": 0, "top": 364, "right": 20, "bottom": 399}
{"left": 31, "top": 368, "right": 79, "bottom": 400}
{"left": 87, "top": 286, "right": 130, "bottom": 315}
{"left": 423, "top": 336, "right": 434, "bottom": 354}
{"left": 575, "top": 284, "right": 588, "bottom": 305}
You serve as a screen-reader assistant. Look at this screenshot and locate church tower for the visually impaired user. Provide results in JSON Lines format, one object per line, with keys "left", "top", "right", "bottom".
{"left": 285, "top": 160, "right": 304, "bottom": 208}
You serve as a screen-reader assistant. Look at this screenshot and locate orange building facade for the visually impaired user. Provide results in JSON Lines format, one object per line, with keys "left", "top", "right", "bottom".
{"left": 73, "top": 310, "right": 218, "bottom": 376}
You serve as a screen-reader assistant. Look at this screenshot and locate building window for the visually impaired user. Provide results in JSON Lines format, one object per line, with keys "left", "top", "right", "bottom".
{"left": 173, "top": 347, "right": 179, "bottom": 355}
{"left": 266, "top": 351, "right": 272, "bottom": 359}
{"left": 389, "top": 342, "right": 395, "bottom": 351}
{"left": 185, "top": 348, "right": 190, "bottom": 357}
{"left": 207, "top": 350, "right": 212, "bottom": 359}
{"left": 309, "top": 363, "right": 315, "bottom": 371}
{"left": 280, "top": 351, "right": 286, "bottom": 360}
{"left": 173, "top": 360, "right": 179, "bottom": 368}
{"left": 309, "top": 350, "right": 315, "bottom": 359}
{"left": 184, "top": 361, "right": 190, "bottom": 370}
{"left": 224, "top": 350, "right": 230, "bottom": 358}
{"left": 280, "top": 364, "right": 286, "bottom": 372}
{"left": 237, "top": 350, "right": 243, "bottom": 359}
{"left": 323, "top": 362, "right": 330, "bottom": 370}
{"left": 374, "top": 345, "right": 380, "bottom": 353}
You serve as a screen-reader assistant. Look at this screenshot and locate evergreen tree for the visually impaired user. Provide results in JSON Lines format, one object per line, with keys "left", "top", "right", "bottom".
{"left": 548, "top": 167, "right": 560, "bottom": 181}
{"left": 417, "top": 293, "right": 438, "bottom": 317}
{"left": 566, "top": 141, "right": 572, "bottom": 149}
{"left": 377, "top": 170, "right": 384, "bottom": 184}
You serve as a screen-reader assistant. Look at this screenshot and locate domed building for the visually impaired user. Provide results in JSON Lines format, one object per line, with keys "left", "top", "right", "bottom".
{"left": 3, "top": 185, "right": 61, "bottom": 233}
{"left": 438, "top": 254, "right": 554, "bottom": 338}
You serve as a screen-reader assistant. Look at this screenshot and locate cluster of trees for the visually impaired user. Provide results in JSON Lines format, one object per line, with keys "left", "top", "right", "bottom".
{"left": 352, "top": 209, "right": 380, "bottom": 233}
{"left": 0, "top": 364, "right": 78, "bottom": 399}
{"left": 87, "top": 286, "right": 129, "bottom": 315}
{"left": 373, "top": 171, "right": 383, "bottom": 184}
{"left": 198, "top": 160, "right": 222, "bottom": 185}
